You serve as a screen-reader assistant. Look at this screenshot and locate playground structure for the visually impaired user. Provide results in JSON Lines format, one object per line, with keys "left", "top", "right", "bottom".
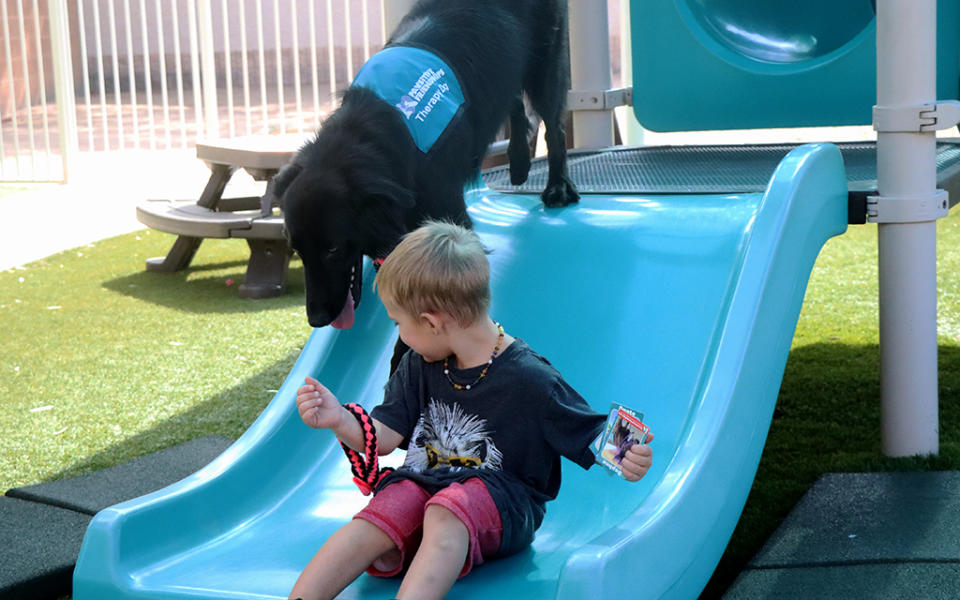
{"left": 73, "top": 1, "right": 960, "bottom": 599}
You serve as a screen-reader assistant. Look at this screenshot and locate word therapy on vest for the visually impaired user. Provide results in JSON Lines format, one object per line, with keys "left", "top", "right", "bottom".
{"left": 352, "top": 46, "right": 466, "bottom": 153}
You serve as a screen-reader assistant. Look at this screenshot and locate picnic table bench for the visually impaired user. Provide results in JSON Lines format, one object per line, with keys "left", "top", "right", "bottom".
{"left": 136, "top": 134, "right": 310, "bottom": 298}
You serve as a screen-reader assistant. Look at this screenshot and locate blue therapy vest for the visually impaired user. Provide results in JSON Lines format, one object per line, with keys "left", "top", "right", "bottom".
{"left": 352, "top": 46, "right": 466, "bottom": 153}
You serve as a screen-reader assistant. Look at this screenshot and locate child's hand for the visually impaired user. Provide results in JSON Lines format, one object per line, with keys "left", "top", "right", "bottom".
{"left": 620, "top": 432, "right": 654, "bottom": 482}
{"left": 296, "top": 376, "right": 344, "bottom": 430}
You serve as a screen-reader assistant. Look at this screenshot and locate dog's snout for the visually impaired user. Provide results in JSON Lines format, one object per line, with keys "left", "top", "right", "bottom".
{"left": 306, "top": 302, "right": 332, "bottom": 328}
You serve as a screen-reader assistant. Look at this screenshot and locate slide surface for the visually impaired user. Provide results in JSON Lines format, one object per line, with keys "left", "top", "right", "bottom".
{"left": 74, "top": 143, "right": 848, "bottom": 599}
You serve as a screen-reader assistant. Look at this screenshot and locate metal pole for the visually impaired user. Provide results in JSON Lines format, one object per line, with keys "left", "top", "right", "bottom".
{"left": 618, "top": 0, "right": 644, "bottom": 146}
{"left": 876, "top": 0, "right": 940, "bottom": 456}
{"left": 568, "top": 0, "right": 615, "bottom": 149}
{"left": 381, "top": 0, "right": 416, "bottom": 39}
{"left": 49, "top": 0, "right": 79, "bottom": 182}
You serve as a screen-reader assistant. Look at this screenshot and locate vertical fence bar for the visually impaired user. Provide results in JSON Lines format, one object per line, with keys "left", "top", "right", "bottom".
{"left": 122, "top": 0, "right": 140, "bottom": 150}
{"left": 343, "top": 0, "right": 353, "bottom": 78}
{"left": 291, "top": 0, "right": 303, "bottom": 132}
{"left": 273, "top": 0, "right": 285, "bottom": 132}
{"left": 325, "top": 0, "right": 335, "bottom": 100}
{"left": 137, "top": 0, "right": 154, "bottom": 150}
{"left": 15, "top": 0, "right": 38, "bottom": 174}
{"left": 154, "top": 0, "right": 172, "bottom": 148}
{"left": 197, "top": 0, "right": 219, "bottom": 139}
{"left": 50, "top": 0, "right": 79, "bottom": 181}
{"left": 239, "top": 0, "right": 252, "bottom": 135}
{"left": 0, "top": 106, "right": 5, "bottom": 181}
{"left": 31, "top": 0, "right": 53, "bottom": 173}
{"left": 186, "top": 0, "right": 204, "bottom": 140}
{"left": 221, "top": 0, "right": 235, "bottom": 137}
{"left": 91, "top": 1, "right": 111, "bottom": 151}
{"left": 382, "top": 0, "right": 415, "bottom": 39}
{"left": 256, "top": 0, "right": 268, "bottom": 132}
{"left": 308, "top": 0, "right": 319, "bottom": 124}
{"left": 361, "top": 0, "right": 370, "bottom": 62}
{"left": 170, "top": 0, "right": 188, "bottom": 148}
{"left": 76, "top": 0, "right": 95, "bottom": 151}
{"left": 2, "top": 0, "right": 23, "bottom": 175}
{"left": 106, "top": 0, "right": 125, "bottom": 149}
{"left": 0, "top": 102, "right": 5, "bottom": 179}
{"left": 378, "top": 2, "right": 386, "bottom": 50}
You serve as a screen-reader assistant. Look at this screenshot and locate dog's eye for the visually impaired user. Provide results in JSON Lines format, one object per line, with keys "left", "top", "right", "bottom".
{"left": 326, "top": 246, "right": 339, "bottom": 255}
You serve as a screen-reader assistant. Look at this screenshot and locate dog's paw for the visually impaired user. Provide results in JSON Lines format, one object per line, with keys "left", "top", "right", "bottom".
{"left": 508, "top": 141, "right": 532, "bottom": 186}
{"left": 541, "top": 176, "right": 580, "bottom": 208}
{"left": 509, "top": 161, "right": 531, "bottom": 186}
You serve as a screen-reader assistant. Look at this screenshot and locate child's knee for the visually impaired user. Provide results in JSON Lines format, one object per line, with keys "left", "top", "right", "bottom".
{"left": 422, "top": 504, "right": 468, "bottom": 547}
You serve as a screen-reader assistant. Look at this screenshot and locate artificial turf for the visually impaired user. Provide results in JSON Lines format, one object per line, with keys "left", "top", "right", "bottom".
{"left": 1, "top": 230, "right": 311, "bottom": 490}
{"left": 704, "top": 212, "right": 960, "bottom": 596}
{"left": 1, "top": 210, "right": 958, "bottom": 598}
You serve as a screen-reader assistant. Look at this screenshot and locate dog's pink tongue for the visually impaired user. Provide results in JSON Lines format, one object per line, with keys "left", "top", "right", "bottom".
{"left": 331, "top": 290, "right": 355, "bottom": 330}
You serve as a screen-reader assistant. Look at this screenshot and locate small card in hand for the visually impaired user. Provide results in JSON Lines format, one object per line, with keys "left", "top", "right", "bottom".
{"left": 593, "top": 402, "right": 650, "bottom": 477}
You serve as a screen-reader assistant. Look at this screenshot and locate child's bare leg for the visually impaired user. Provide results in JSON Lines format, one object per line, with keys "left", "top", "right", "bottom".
{"left": 289, "top": 518, "right": 397, "bottom": 600}
{"left": 396, "top": 504, "right": 469, "bottom": 600}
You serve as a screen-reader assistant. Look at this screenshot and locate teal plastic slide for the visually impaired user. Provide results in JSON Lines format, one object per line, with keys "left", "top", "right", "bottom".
{"left": 630, "top": 0, "right": 959, "bottom": 132}
{"left": 73, "top": 143, "right": 848, "bottom": 599}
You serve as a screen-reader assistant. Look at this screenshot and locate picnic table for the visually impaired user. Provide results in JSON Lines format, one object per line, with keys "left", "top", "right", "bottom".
{"left": 136, "top": 134, "right": 309, "bottom": 298}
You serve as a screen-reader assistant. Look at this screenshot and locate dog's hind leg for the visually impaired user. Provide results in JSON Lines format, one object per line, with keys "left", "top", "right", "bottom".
{"left": 507, "top": 95, "right": 532, "bottom": 185}
{"left": 529, "top": 77, "right": 579, "bottom": 207}
{"left": 526, "top": 9, "right": 580, "bottom": 208}
{"left": 537, "top": 116, "right": 578, "bottom": 208}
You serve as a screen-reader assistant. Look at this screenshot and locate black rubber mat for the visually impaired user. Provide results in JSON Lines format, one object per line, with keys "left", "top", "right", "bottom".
{"left": 724, "top": 472, "right": 960, "bottom": 600}
{"left": 482, "top": 141, "right": 960, "bottom": 195}
{"left": 1, "top": 436, "right": 233, "bottom": 599}
{"left": 7, "top": 435, "right": 233, "bottom": 515}
{"left": 0, "top": 497, "right": 91, "bottom": 600}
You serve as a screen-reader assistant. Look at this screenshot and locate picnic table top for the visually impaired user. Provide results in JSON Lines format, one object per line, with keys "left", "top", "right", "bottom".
{"left": 195, "top": 134, "right": 313, "bottom": 170}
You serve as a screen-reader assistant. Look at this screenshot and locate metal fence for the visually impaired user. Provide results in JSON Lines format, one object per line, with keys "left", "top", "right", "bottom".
{"left": 1, "top": 0, "right": 386, "bottom": 182}
{"left": 2, "top": 0, "right": 624, "bottom": 183}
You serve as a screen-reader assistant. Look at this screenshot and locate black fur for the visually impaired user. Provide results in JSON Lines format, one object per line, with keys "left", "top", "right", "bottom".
{"left": 277, "top": 0, "right": 578, "bottom": 337}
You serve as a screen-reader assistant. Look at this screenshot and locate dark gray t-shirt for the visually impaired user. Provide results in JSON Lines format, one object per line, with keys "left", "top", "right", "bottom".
{"left": 370, "top": 339, "right": 605, "bottom": 556}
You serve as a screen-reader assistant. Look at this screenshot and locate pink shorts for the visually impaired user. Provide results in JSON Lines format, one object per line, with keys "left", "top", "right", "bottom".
{"left": 354, "top": 478, "right": 503, "bottom": 578}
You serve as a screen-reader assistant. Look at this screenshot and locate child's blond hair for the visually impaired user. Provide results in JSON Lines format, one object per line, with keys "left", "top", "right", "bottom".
{"left": 374, "top": 221, "right": 490, "bottom": 327}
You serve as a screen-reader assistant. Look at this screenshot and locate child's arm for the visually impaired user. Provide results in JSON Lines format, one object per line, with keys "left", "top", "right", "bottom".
{"left": 618, "top": 432, "right": 654, "bottom": 482}
{"left": 296, "top": 376, "right": 403, "bottom": 455}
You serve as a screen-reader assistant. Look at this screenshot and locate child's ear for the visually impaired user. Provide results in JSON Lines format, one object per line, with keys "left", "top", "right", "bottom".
{"left": 420, "top": 312, "right": 445, "bottom": 334}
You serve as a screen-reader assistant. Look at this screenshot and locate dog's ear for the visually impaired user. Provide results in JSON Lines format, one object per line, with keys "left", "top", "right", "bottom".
{"left": 272, "top": 163, "right": 304, "bottom": 201}
{"left": 365, "top": 177, "right": 415, "bottom": 210}
{"left": 354, "top": 178, "right": 416, "bottom": 245}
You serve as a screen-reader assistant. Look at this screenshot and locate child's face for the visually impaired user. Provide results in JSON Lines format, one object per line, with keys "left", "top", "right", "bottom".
{"left": 380, "top": 294, "right": 450, "bottom": 362}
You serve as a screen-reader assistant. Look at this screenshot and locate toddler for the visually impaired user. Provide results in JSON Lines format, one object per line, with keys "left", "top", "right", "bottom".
{"left": 290, "top": 221, "right": 653, "bottom": 600}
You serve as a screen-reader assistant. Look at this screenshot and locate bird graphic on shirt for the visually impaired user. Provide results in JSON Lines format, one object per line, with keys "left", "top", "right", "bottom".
{"left": 404, "top": 399, "right": 503, "bottom": 471}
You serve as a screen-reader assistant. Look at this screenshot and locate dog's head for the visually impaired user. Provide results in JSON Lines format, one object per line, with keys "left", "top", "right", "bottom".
{"left": 276, "top": 152, "right": 414, "bottom": 329}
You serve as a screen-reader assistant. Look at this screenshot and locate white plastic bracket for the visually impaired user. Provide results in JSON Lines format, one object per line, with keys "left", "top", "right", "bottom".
{"left": 867, "top": 189, "right": 949, "bottom": 223}
{"left": 873, "top": 100, "right": 960, "bottom": 132}
{"left": 567, "top": 87, "right": 633, "bottom": 111}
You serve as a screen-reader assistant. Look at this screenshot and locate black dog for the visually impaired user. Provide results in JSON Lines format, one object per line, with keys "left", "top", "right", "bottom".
{"left": 276, "top": 0, "right": 578, "bottom": 352}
